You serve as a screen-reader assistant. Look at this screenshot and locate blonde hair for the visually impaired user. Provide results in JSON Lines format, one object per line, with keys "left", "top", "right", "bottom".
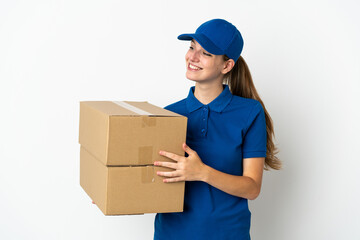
{"left": 223, "top": 55, "right": 281, "bottom": 170}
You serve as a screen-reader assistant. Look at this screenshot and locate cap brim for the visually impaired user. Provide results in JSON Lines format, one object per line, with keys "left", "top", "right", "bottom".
{"left": 178, "top": 33, "right": 194, "bottom": 41}
{"left": 177, "top": 33, "right": 224, "bottom": 55}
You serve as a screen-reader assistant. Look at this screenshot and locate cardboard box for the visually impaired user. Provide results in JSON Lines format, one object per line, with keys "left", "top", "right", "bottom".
{"left": 79, "top": 101, "right": 187, "bottom": 215}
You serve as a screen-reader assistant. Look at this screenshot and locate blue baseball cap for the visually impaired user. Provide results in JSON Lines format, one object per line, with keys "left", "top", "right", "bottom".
{"left": 178, "top": 19, "right": 244, "bottom": 61}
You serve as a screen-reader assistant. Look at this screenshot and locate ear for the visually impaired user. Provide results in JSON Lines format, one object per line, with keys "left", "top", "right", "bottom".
{"left": 221, "top": 59, "right": 235, "bottom": 75}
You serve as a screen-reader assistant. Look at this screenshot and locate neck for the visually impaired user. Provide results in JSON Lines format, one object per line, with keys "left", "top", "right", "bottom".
{"left": 194, "top": 81, "right": 224, "bottom": 105}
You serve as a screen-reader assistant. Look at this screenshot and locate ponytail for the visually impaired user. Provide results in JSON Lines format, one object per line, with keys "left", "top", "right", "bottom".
{"left": 223, "top": 55, "right": 282, "bottom": 170}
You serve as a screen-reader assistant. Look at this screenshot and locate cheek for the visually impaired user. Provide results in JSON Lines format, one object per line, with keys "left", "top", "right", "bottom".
{"left": 205, "top": 62, "right": 222, "bottom": 76}
{"left": 206, "top": 60, "right": 219, "bottom": 71}
{"left": 213, "top": 60, "right": 225, "bottom": 72}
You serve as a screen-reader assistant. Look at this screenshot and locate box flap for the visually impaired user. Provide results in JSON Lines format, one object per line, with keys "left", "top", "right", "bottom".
{"left": 80, "top": 101, "right": 137, "bottom": 116}
{"left": 120, "top": 101, "right": 181, "bottom": 117}
{"left": 80, "top": 101, "right": 182, "bottom": 116}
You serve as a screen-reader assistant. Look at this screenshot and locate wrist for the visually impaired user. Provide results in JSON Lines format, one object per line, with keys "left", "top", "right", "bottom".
{"left": 200, "top": 164, "right": 211, "bottom": 182}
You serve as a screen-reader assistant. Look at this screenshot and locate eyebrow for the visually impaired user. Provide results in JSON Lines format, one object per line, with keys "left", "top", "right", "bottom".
{"left": 191, "top": 39, "right": 195, "bottom": 44}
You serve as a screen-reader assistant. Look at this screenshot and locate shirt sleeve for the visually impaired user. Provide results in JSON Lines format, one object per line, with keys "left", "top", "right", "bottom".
{"left": 242, "top": 102, "right": 267, "bottom": 159}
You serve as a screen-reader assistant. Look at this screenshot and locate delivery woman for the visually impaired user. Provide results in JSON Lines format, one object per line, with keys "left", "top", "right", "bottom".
{"left": 153, "top": 18, "right": 281, "bottom": 240}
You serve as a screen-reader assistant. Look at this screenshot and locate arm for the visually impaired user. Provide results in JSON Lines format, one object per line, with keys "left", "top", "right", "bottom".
{"left": 202, "top": 157, "right": 264, "bottom": 200}
{"left": 155, "top": 143, "right": 265, "bottom": 200}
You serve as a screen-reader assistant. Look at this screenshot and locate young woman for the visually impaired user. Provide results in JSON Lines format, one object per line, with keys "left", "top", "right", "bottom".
{"left": 153, "top": 18, "right": 281, "bottom": 240}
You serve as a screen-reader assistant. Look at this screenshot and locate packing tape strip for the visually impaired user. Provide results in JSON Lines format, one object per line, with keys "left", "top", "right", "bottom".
{"left": 141, "top": 116, "right": 156, "bottom": 127}
{"left": 138, "top": 146, "right": 153, "bottom": 165}
{"left": 141, "top": 166, "right": 155, "bottom": 183}
{"left": 113, "top": 101, "right": 152, "bottom": 115}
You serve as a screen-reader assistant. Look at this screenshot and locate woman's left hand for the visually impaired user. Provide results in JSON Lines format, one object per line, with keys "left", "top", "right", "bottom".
{"left": 155, "top": 143, "right": 207, "bottom": 183}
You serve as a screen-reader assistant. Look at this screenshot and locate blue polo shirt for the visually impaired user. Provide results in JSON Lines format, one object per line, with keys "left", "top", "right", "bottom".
{"left": 154, "top": 84, "right": 267, "bottom": 240}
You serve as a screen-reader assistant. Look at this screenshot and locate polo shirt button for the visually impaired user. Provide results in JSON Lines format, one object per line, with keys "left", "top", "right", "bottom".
{"left": 201, "top": 129, "right": 205, "bottom": 133}
{"left": 203, "top": 108, "right": 207, "bottom": 111}
{"left": 203, "top": 118, "right": 205, "bottom": 121}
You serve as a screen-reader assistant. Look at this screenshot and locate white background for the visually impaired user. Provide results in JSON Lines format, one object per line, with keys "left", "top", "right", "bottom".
{"left": 1, "top": 0, "right": 359, "bottom": 239}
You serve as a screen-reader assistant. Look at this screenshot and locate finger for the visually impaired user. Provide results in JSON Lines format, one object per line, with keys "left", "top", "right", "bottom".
{"left": 159, "top": 151, "right": 181, "bottom": 162}
{"left": 154, "top": 161, "right": 178, "bottom": 169}
{"left": 92, "top": 201, "right": 95, "bottom": 204}
{"left": 163, "top": 177, "right": 184, "bottom": 183}
{"left": 157, "top": 170, "right": 180, "bottom": 178}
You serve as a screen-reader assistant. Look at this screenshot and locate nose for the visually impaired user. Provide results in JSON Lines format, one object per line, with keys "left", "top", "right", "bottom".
{"left": 188, "top": 48, "right": 200, "bottom": 62}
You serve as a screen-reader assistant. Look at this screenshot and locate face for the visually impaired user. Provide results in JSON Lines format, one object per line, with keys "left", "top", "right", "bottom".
{"left": 185, "top": 39, "right": 233, "bottom": 83}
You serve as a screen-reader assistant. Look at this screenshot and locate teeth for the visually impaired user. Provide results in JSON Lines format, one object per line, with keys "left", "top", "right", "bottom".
{"left": 189, "top": 63, "right": 201, "bottom": 70}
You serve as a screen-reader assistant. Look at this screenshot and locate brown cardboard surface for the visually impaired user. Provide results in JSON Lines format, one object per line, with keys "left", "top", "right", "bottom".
{"left": 122, "top": 101, "right": 180, "bottom": 116}
{"left": 79, "top": 101, "right": 187, "bottom": 215}
{"left": 79, "top": 101, "right": 187, "bottom": 166}
{"left": 81, "top": 101, "right": 181, "bottom": 116}
{"left": 80, "top": 147, "right": 184, "bottom": 215}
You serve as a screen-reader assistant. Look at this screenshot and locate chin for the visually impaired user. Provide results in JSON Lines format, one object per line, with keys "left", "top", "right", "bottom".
{"left": 186, "top": 76, "right": 201, "bottom": 82}
{"left": 186, "top": 72, "right": 201, "bottom": 82}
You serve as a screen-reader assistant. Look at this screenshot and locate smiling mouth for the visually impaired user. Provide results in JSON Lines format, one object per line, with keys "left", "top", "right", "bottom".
{"left": 188, "top": 63, "right": 202, "bottom": 70}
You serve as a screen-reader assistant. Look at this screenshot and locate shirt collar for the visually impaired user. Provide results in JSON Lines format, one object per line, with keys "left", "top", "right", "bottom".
{"left": 186, "top": 84, "right": 233, "bottom": 113}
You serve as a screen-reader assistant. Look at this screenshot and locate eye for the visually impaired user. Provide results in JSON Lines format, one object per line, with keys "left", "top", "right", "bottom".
{"left": 203, "top": 52, "right": 212, "bottom": 56}
{"left": 189, "top": 46, "right": 194, "bottom": 50}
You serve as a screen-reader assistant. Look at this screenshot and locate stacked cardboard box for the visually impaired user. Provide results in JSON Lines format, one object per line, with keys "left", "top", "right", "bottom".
{"left": 79, "top": 101, "right": 187, "bottom": 215}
